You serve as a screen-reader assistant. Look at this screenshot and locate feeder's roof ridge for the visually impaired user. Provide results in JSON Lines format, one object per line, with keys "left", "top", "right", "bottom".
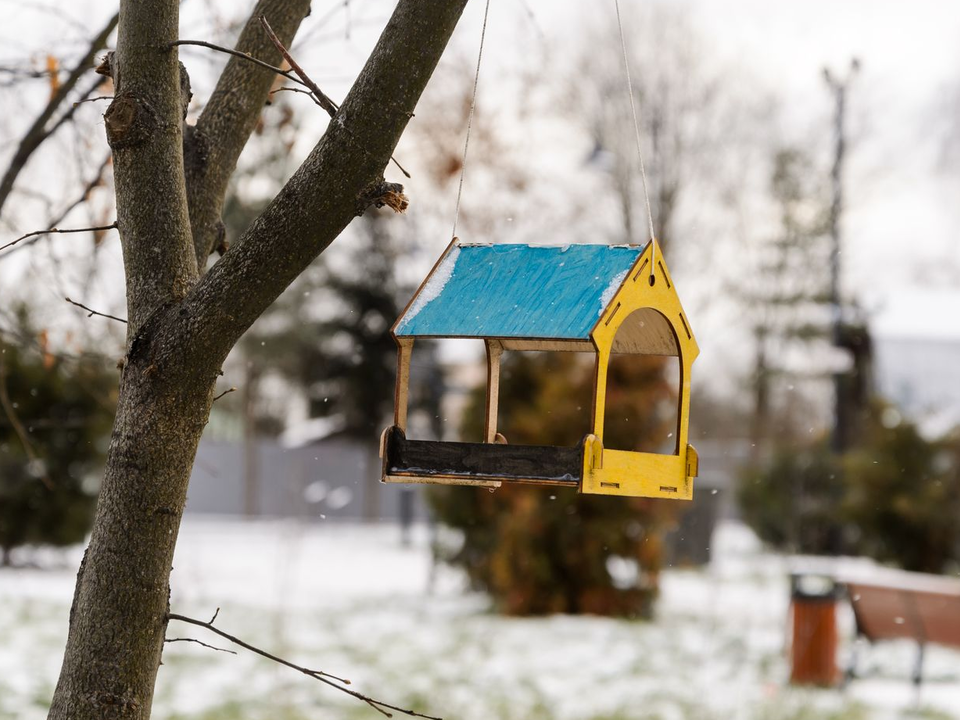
{"left": 395, "top": 241, "right": 649, "bottom": 340}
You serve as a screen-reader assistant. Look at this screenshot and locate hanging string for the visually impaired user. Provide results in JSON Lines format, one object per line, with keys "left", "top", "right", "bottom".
{"left": 613, "top": 0, "right": 657, "bottom": 280}
{"left": 451, "top": 0, "right": 492, "bottom": 241}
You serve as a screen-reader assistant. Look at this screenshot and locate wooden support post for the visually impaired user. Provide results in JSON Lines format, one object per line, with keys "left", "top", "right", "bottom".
{"left": 394, "top": 337, "right": 414, "bottom": 432}
{"left": 677, "top": 353, "right": 693, "bottom": 456}
{"left": 484, "top": 340, "right": 503, "bottom": 443}
{"left": 591, "top": 348, "right": 610, "bottom": 441}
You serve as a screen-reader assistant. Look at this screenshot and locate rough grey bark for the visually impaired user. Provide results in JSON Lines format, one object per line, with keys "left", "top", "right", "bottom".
{"left": 184, "top": 0, "right": 312, "bottom": 269}
{"left": 48, "top": 1, "right": 468, "bottom": 718}
{"left": 47, "top": 339, "right": 216, "bottom": 719}
{"left": 106, "top": 0, "right": 197, "bottom": 335}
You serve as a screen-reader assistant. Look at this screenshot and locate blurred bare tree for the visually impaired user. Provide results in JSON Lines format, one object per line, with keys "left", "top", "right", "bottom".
{"left": 742, "top": 147, "right": 832, "bottom": 457}
{"left": 573, "top": 4, "right": 733, "bottom": 253}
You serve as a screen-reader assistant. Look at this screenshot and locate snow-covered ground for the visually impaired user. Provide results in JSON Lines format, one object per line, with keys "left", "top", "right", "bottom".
{"left": 1, "top": 519, "right": 958, "bottom": 720}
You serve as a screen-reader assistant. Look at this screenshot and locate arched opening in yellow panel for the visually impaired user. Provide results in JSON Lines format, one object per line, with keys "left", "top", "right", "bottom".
{"left": 603, "top": 308, "right": 682, "bottom": 455}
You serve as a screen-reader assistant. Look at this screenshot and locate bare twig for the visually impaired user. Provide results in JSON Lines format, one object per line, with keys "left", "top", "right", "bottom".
{"left": 0, "top": 340, "right": 54, "bottom": 490}
{"left": 167, "top": 611, "right": 442, "bottom": 719}
{"left": 269, "top": 85, "right": 319, "bottom": 101}
{"left": 72, "top": 95, "right": 114, "bottom": 107}
{"left": 0, "top": 11, "right": 118, "bottom": 218}
{"left": 170, "top": 40, "right": 306, "bottom": 89}
{"left": 44, "top": 72, "right": 112, "bottom": 140}
{"left": 56, "top": 155, "right": 112, "bottom": 222}
{"left": 0, "top": 65, "right": 54, "bottom": 88}
{"left": 0, "top": 221, "right": 117, "bottom": 254}
{"left": 0, "top": 156, "right": 113, "bottom": 261}
{"left": 64, "top": 297, "right": 127, "bottom": 324}
{"left": 259, "top": 15, "right": 410, "bottom": 179}
{"left": 259, "top": 15, "right": 338, "bottom": 115}
{"left": 212, "top": 386, "right": 237, "bottom": 402}
{"left": 164, "top": 637, "right": 236, "bottom": 655}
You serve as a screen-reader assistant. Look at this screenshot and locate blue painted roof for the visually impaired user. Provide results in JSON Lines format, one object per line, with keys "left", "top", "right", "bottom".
{"left": 395, "top": 243, "right": 645, "bottom": 339}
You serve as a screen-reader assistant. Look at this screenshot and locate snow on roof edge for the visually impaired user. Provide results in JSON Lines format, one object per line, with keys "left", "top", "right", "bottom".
{"left": 395, "top": 245, "right": 461, "bottom": 334}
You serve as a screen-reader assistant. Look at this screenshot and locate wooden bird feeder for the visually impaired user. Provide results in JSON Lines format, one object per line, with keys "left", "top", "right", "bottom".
{"left": 380, "top": 239, "right": 699, "bottom": 499}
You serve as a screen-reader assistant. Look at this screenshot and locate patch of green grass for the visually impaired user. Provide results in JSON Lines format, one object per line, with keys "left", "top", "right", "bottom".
{"left": 907, "top": 707, "right": 958, "bottom": 720}
{"left": 161, "top": 700, "right": 313, "bottom": 720}
{"left": 749, "top": 696, "right": 870, "bottom": 720}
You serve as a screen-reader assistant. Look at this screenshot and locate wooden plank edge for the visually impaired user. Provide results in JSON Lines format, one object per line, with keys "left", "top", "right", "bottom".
{"left": 383, "top": 473, "right": 502, "bottom": 489}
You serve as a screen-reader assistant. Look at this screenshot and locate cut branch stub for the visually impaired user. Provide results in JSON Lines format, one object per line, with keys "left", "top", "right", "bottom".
{"left": 95, "top": 51, "right": 116, "bottom": 81}
{"left": 357, "top": 180, "right": 409, "bottom": 216}
{"left": 104, "top": 94, "right": 158, "bottom": 149}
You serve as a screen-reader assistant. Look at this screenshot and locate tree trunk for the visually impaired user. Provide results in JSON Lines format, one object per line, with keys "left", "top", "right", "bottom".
{"left": 49, "top": 331, "right": 216, "bottom": 719}
{"left": 47, "top": 0, "right": 468, "bottom": 716}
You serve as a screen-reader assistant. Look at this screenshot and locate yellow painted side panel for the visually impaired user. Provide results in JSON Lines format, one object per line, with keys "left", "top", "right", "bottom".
{"left": 585, "top": 240, "right": 700, "bottom": 499}
{"left": 582, "top": 449, "right": 694, "bottom": 500}
{"left": 580, "top": 435, "right": 697, "bottom": 500}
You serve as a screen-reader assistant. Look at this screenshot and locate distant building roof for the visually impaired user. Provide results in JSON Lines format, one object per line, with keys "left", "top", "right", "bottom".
{"left": 279, "top": 414, "right": 346, "bottom": 448}
{"left": 875, "top": 336, "right": 960, "bottom": 437}
{"left": 394, "top": 243, "right": 646, "bottom": 340}
{"left": 873, "top": 287, "right": 960, "bottom": 342}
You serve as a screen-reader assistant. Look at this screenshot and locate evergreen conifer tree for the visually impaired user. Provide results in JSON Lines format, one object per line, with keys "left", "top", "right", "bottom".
{"left": 0, "top": 310, "right": 115, "bottom": 565}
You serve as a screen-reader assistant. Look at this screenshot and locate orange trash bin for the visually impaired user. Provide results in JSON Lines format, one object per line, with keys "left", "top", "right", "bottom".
{"left": 789, "top": 572, "right": 841, "bottom": 686}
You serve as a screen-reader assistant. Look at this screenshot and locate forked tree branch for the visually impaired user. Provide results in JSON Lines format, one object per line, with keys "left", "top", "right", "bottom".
{"left": 181, "top": 0, "right": 312, "bottom": 270}
{"left": 167, "top": 611, "right": 441, "bottom": 719}
{"left": 173, "top": 0, "right": 468, "bottom": 370}
{"left": 46, "top": 1, "right": 468, "bottom": 717}
{"left": 259, "top": 15, "right": 411, "bottom": 179}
